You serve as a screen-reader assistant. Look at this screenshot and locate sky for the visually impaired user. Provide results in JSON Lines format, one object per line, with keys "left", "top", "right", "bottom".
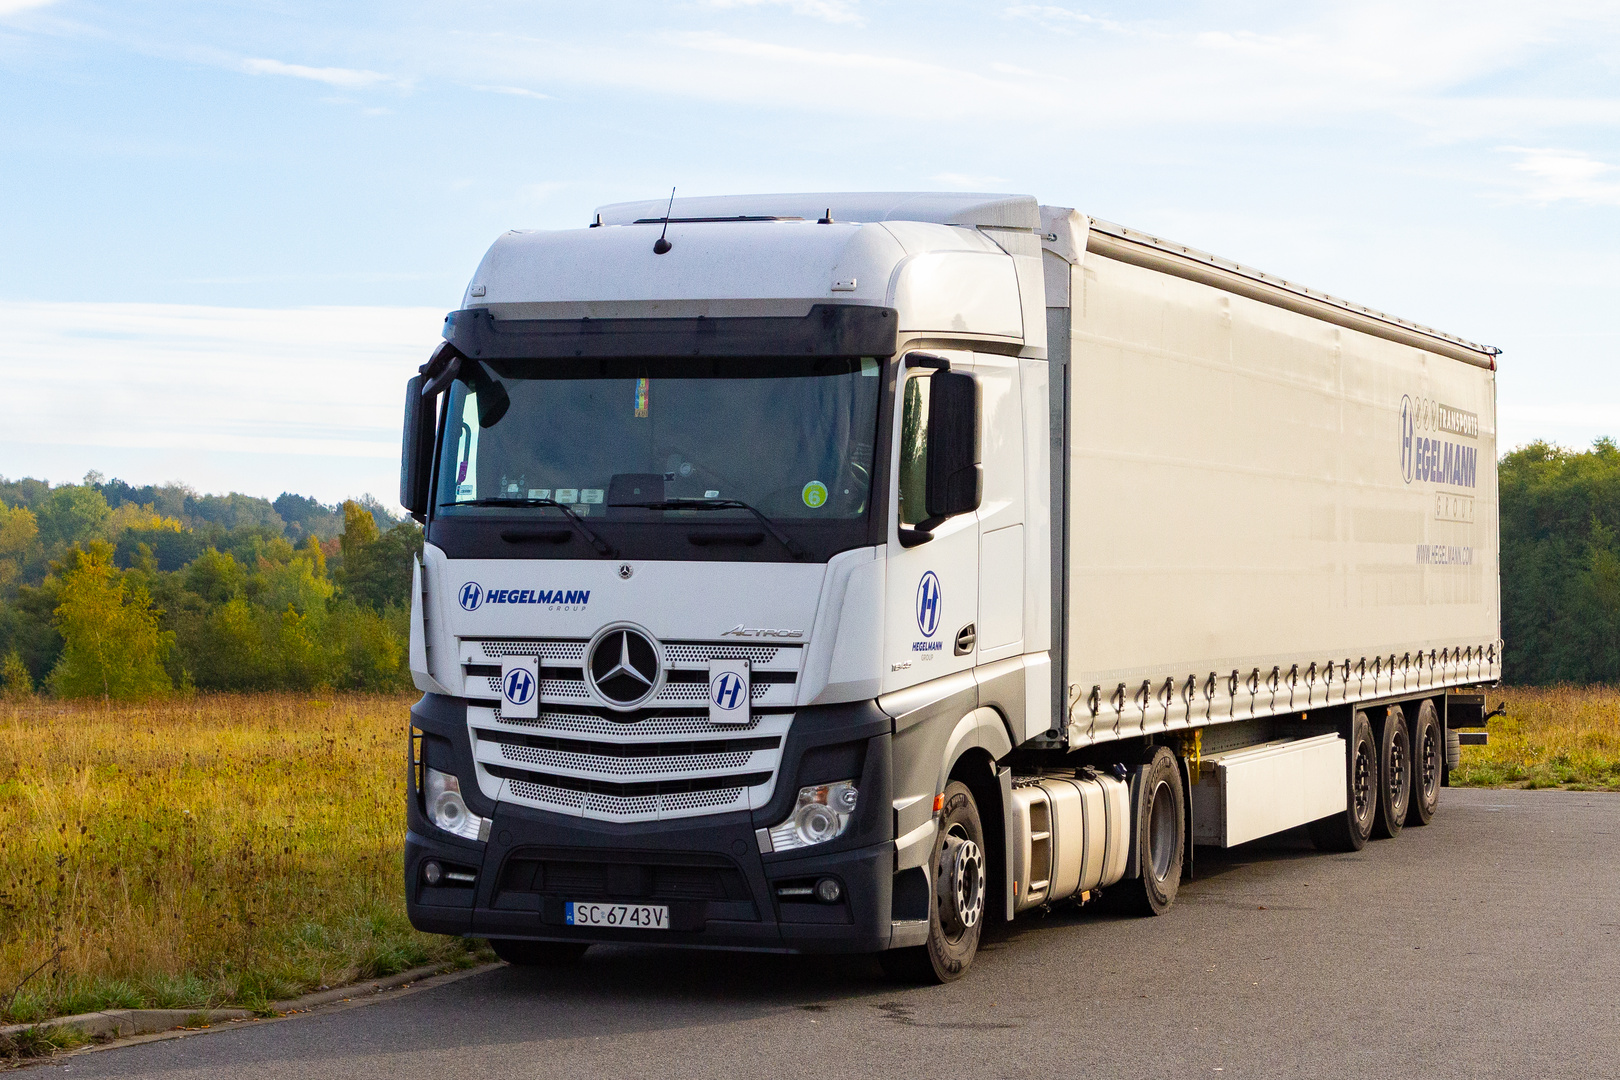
{"left": 1, "top": 0, "right": 1617, "bottom": 508}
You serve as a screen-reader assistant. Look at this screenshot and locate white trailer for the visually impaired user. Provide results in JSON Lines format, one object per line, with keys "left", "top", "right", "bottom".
{"left": 399, "top": 193, "right": 1500, "bottom": 981}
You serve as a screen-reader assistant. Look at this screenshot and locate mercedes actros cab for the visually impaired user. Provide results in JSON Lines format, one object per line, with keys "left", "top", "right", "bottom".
{"left": 399, "top": 192, "right": 1501, "bottom": 981}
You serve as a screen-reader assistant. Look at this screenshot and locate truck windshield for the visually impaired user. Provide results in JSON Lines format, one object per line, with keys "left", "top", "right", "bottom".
{"left": 433, "top": 355, "right": 882, "bottom": 526}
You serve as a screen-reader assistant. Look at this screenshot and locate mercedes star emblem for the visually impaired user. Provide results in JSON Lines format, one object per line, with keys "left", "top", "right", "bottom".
{"left": 587, "top": 627, "right": 661, "bottom": 709}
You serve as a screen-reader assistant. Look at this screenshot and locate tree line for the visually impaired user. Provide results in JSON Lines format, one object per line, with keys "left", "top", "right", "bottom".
{"left": 0, "top": 475, "right": 421, "bottom": 699}
{"left": 1500, "top": 439, "right": 1620, "bottom": 685}
{"left": 0, "top": 440, "right": 1615, "bottom": 699}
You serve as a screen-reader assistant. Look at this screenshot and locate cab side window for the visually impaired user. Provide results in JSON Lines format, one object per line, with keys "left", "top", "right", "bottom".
{"left": 898, "top": 375, "right": 931, "bottom": 526}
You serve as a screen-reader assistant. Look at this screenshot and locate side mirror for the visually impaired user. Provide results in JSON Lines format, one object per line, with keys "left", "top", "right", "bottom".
{"left": 898, "top": 366, "right": 980, "bottom": 547}
{"left": 400, "top": 374, "right": 436, "bottom": 518}
{"left": 925, "top": 369, "right": 981, "bottom": 520}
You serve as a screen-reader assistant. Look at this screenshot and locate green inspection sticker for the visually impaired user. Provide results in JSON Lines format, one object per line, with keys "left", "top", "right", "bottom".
{"left": 801, "top": 481, "right": 828, "bottom": 509}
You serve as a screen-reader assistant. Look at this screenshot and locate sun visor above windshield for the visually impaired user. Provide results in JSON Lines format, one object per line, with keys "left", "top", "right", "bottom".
{"left": 441, "top": 305, "right": 899, "bottom": 360}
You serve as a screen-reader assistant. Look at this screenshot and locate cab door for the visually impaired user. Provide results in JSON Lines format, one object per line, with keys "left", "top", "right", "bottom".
{"left": 966, "top": 351, "right": 1026, "bottom": 664}
{"left": 882, "top": 352, "right": 980, "bottom": 693}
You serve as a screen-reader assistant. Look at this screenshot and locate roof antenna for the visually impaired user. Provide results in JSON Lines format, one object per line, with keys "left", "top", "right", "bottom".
{"left": 653, "top": 187, "right": 675, "bottom": 255}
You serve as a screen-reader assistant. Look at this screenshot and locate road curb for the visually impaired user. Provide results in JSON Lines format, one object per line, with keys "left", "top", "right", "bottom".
{"left": 1, "top": 959, "right": 495, "bottom": 1050}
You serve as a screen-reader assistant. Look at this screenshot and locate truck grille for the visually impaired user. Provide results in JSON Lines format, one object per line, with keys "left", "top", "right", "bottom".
{"left": 460, "top": 637, "right": 801, "bottom": 822}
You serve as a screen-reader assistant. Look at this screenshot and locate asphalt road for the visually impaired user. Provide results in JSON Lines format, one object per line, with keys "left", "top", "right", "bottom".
{"left": 40, "top": 788, "right": 1620, "bottom": 1080}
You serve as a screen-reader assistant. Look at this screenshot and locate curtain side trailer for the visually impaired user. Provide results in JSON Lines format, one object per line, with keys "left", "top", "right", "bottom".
{"left": 399, "top": 193, "right": 1500, "bottom": 981}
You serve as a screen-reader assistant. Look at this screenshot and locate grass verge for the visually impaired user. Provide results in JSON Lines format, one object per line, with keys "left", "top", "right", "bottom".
{"left": 0, "top": 693, "right": 487, "bottom": 1037}
{"left": 1451, "top": 684, "right": 1620, "bottom": 790}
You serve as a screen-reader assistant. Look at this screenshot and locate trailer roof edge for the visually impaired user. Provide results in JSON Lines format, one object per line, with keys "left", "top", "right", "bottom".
{"left": 1085, "top": 219, "right": 1500, "bottom": 370}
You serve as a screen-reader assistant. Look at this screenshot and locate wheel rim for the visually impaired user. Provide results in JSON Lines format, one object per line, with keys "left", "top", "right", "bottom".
{"left": 1148, "top": 780, "right": 1176, "bottom": 881}
{"left": 1419, "top": 725, "right": 1439, "bottom": 801}
{"left": 1388, "top": 729, "right": 1409, "bottom": 810}
{"left": 936, "top": 826, "right": 984, "bottom": 938}
{"left": 1353, "top": 741, "right": 1373, "bottom": 824}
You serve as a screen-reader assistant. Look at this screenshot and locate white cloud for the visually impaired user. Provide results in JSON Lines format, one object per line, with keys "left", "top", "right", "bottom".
{"left": 0, "top": 0, "right": 56, "bottom": 15}
{"left": 702, "top": 0, "right": 863, "bottom": 26}
{"left": 470, "top": 84, "right": 552, "bottom": 99}
{"left": 242, "top": 57, "right": 399, "bottom": 89}
{"left": 1499, "top": 146, "right": 1620, "bottom": 206}
{"left": 0, "top": 302, "right": 444, "bottom": 505}
{"left": 1003, "top": 5, "right": 1127, "bottom": 34}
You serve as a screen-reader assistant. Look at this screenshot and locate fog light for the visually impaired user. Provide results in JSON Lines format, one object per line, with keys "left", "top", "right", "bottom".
{"left": 424, "top": 766, "right": 492, "bottom": 841}
{"left": 767, "top": 780, "right": 859, "bottom": 852}
{"left": 814, "top": 877, "right": 842, "bottom": 904}
{"left": 422, "top": 860, "right": 443, "bottom": 886}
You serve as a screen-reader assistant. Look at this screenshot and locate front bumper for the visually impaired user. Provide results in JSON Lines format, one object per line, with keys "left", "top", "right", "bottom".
{"left": 406, "top": 695, "right": 896, "bottom": 954}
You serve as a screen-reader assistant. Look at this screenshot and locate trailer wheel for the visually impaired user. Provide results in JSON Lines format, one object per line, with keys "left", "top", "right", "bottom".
{"left": 1308, "top": 710, "right": 1377, "bottom": 852}
{"left": 879, "top": 781, "right": 985, "bottom": 984}
{"left": 1406, "top": 699, "right": 1442, "bottom": 827}
{"left": 1118, "top": 746, "right": 1185, "bottom": 916}
{"left": 490, "top": 939, "right": 589, "bottom": 967}
{"left": 1371, "top": 705, "right": 1411, "bottom": 839}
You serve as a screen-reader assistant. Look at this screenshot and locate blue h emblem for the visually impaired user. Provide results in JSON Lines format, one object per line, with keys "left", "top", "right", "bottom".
{"left": 712, "top": 672, "right": 744, "bottom": 711}
{"left": 503, "top": 667, "right": 535, "bottom": 705}
{"left": 916, "top": 571, "right": 942, "bottom": 638}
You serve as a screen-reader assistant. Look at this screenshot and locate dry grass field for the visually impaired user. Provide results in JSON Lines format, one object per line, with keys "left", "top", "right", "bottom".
{"left": 1451, "top": 684, "right": 1620, "bottom": 790}
{"left": 0, "top": 693, "right": 482, "bottom": 1032}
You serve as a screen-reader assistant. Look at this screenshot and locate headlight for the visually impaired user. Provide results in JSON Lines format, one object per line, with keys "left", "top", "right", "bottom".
{"left": 768, "top": 780, "right": 859, "bottom": 852}
{"left": 424, "top": 765, "right": 491, "bottom": 841}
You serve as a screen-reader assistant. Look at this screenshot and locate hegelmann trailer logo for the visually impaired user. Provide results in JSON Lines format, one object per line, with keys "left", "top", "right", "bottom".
{"left": 1401, "top": 395, "right": 1479, "bottom": 488}
{"left": 459, "top": 582, "right": 591, "bottom": 611}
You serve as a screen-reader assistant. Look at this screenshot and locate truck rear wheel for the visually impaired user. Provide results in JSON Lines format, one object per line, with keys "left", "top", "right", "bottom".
{"left": 879, "top": 780, "right": 985, "bottom": 984}
{"left": 1406, "top": 699, "right": 1441, "bottom": 827}
{"left": 490, "top": 939, "right": 590, "bottom": 967}
{"left": 1117, "top": 746, "right": 1185, "bottom": 916}
{"left": 1371, "top": 705, "right": 1410, "bottom": 839}
{"left": 1308, "top": 710, "right": 1377, "bottom": 852}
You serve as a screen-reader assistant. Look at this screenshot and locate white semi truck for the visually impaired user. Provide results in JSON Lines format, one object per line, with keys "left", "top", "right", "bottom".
{"left": 400, "top": 192, "right": 1500, "bottom": 982}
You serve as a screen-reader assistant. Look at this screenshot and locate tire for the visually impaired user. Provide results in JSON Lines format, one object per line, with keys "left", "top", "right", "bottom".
{"left": 490, "top": 939, "right": 590, "bottom": 967}
{"left": 1308, "top": 710, "right": 1377, "bottom": 852}
{"left": 1371, "top": 705, "right": 1411, "bottom": 840}
{"left": 1118, "top": 746, "right": 1185, "bottom": 916}
{"left": 880, "top": 780, "right": 986, "bottom": 984}
{"left": 1406, "top": 699, "right": 1442, "bottom": 827}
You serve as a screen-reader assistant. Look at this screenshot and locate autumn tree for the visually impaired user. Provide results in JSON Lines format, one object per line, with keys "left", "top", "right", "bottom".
{"left": 50, "top": 541, "right": 173, "bottom": 701}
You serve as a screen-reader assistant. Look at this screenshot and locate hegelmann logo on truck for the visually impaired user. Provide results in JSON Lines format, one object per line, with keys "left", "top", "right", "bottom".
{"left": 1401, "top": 395, "right": 1479, "bottom": 488}
{"left": 459, "top": 582, "right": 591, "bottom": 611}
{"left": 916, "top": 572, "right": 942, "bottom": 638}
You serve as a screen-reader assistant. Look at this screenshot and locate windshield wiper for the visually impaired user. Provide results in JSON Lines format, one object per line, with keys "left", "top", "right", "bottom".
{"left": 444, "top": 498, "right": 614, "bottom": 556}
{"left": 610, "top": 498, "right": 806, "bottom": 559}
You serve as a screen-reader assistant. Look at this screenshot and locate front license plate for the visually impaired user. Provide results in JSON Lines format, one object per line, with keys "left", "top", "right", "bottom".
{"left": 565, "top": 901, "right": 670, "bottom": 929}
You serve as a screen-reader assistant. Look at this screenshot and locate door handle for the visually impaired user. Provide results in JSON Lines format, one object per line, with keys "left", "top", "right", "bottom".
{"left": 954, "top": 623, "right": 976, "bottom": 656}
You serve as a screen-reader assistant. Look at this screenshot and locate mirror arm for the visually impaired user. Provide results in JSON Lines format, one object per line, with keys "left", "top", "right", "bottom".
{"left": 904, "top": 352, "right": 950, "bottom": 371}
{"left": 420, "top": 343, "right": 464, "bottom": 397}
{"left": 897, "top": 515, "right": 947, "bottom": 548}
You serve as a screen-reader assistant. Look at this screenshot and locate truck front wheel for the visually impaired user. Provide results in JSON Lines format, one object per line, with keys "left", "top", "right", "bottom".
{"left": 880, "top": 780, "right": 985, "bottom": 984}
{"left": 1308, "top": 710, "right": 1377, "bottom": 852}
